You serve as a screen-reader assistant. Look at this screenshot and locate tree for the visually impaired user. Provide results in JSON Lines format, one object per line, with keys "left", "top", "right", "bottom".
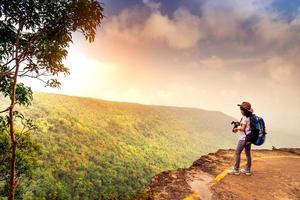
{"left": 0, "top": 126, "right": 40, "bottom": 199}
{"left": 0, "top": 0, "right": 104, "bottom": 199}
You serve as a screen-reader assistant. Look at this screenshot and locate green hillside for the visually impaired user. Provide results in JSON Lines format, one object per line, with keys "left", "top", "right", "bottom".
{"left": 1, "top": 92, "right": 236, "bottom": 199}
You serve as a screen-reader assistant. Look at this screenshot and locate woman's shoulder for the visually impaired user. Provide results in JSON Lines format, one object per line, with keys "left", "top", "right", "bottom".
{"left": 241, "top": 115, "right": 250, "bottom": 122}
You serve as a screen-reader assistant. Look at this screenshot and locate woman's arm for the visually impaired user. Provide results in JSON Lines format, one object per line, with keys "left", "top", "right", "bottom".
{"left": 233, "top": 123, "right": 246, "bottom": 132}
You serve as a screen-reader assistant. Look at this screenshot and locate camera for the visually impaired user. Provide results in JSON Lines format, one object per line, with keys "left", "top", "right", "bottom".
{"left": 231, "top": 121, "right": 240, "bottom": 132}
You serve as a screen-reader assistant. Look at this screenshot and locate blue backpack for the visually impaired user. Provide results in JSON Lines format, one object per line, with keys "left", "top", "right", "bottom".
{"left": 246, "top": 114, "right": 266, "bottom": 145}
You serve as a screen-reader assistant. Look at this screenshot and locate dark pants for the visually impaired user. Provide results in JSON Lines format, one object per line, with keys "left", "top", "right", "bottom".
{"left": 234, "top": 140, "right": 252, "bottom": 171}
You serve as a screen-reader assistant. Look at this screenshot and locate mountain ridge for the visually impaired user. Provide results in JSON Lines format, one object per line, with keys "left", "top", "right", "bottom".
{"left": 29, "top": 91, "right": 232, "bottom": 116}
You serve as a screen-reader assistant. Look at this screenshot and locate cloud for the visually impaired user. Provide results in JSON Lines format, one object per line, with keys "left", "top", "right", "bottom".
{"left": 204, "top": 1, "right": 299, "bottom": 55}
{"left": 90, "top": 0, "right": 300, "bottom": 94}
{"left": 102, "top": 7, "right": 203, "bottom": 49}
{"left": 197, "top": 56, "right": 224, "bottom": 69}
{"left": 99, "top": 0, "right": 300, "bottom": 59}
{"left": 143, "top": 0, "right": 161, "bottom": 11}
{"left": 265, "top": 56, "right": 294, "bottom": 84}
{"left": 143, "top": 8, "right": 202, "bottom": 49}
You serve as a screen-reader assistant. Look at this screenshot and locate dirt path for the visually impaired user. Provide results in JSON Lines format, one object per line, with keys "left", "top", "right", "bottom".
{"left": 210, "top": 156, "right": 300, "bottom": 200}
{"left": 144, "top": 148, "right": 300, "bottom": 200}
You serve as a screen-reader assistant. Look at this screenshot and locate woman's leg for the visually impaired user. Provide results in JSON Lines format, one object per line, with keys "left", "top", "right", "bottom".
{"left": 234, "top": 140, "right": 245, "bottom": 170}
{"left": 245, "top": 142, "right": 252, "bottom": 171}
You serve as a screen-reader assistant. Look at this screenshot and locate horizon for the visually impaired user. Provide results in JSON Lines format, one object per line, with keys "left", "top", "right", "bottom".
{"left": 20, "top": 0, "right": 300, "bottom": 133}
{"left": 29, "top": 90, "right": 296, "bottom": 134}
{"left": 31, "top": 90, "right": 232, "bottom": 114}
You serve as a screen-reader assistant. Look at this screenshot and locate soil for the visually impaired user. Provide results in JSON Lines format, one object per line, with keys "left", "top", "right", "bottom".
{"left": 142, "top": 148, "right": 300, "bottom": 200}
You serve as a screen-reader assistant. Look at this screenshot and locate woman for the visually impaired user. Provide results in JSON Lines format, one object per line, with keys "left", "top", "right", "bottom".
{"left": 228, "top": 101, "right": 253, "bottom": 176}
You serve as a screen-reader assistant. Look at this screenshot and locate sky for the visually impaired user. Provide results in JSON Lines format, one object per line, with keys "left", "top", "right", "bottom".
{"left": 21, "top": 0, "right": 300, "bottom": 132}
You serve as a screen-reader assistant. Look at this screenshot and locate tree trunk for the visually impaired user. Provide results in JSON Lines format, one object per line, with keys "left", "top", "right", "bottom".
{"left": 8, "top": 22, "right": 23, "bottom": 200}
{"left": 8, "top": 108, "right": 17, "bottom": 200}
{"left": 8, "top": 75, "right": 18, "bottom": 200}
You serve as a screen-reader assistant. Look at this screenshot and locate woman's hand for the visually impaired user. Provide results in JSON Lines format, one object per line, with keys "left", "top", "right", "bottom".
{"left": 239, "top": 124, "right": 246, "bottom": 132}
{"left": 233, "top": 124, "right": 246, "bottom": 133}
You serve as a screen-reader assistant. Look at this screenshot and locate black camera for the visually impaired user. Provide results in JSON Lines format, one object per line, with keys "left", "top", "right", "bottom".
{"left": 231, "top": 121, "right": 240, "bottom": 132}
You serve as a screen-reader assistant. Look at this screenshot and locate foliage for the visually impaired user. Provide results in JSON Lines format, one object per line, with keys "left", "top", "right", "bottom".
{"left": 0, "top": 128, "right": 40, "bottom": 199}
{"left": 2, "top": 92, "right": 237, "bottom": 199}
{"left": 0, "top": 0, "right": 104, "bottom": 88}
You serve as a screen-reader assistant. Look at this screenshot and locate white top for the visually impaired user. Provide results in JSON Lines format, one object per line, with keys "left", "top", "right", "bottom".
{"left": 239, "top": 116, "right": 251, "bottom": 140}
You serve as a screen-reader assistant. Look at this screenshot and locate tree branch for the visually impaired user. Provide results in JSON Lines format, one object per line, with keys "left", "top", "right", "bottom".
{"left": 18, "top": 69, "right": 53, "bottom": 77}
{"left": 0, "top": 106, "right": 11, "bottom": 114}
{"left": 3, "top": 57, "right": 16, "bottom": 67}
{"left": 17, "top": 69, "right": 31, "bottom": 77}
{"left": 0, "top": 71, "right": 14, "bottom": 77}
{"left": 18, "top": 74, "right": 49, "bottom": 85}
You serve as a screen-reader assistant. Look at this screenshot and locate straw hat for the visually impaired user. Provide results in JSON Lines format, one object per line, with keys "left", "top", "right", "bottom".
{"left": 237, "top": 101, "right": 253, "bottom": 113}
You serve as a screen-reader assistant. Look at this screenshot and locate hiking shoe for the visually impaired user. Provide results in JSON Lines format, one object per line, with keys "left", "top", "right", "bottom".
{"left": 240, "top": 168, "right": 251, "bottom": 176}
{"left": 227, "top": 168, "right": 240, "bottom": 175}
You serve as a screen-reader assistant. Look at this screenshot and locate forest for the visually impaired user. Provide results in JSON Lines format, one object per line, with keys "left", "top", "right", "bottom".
{"left": 1, "top": 92, "right": 236, "bottom": 199}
